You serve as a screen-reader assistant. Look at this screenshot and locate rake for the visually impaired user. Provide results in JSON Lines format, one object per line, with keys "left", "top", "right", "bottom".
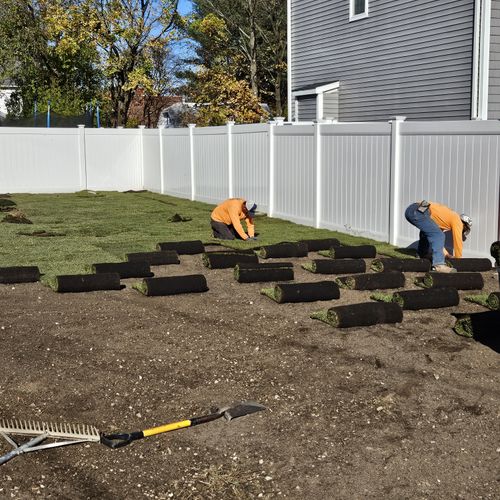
{"left": 0, "top": 401, "right": 266, "bottom": 466}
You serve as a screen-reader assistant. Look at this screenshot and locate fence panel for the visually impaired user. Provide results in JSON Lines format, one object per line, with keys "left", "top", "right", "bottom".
{"left": 85, "top": 129, "right": 142, "bottom": 191}
{"left": 232, "top": 124, "right": 270, "bottom": 211}
{"left": 397, "top": 121, "right": 500, "bottom": 258}
{"left": 193, "top": 126, "right": 229, "bottom": 204}
{"left": 273, "top": 125, "right": 315, "bottom": 226}
{"left": 320, "top": 123, "right": 392, "bottom": 241}
{"left": 142, "top": 129, "right": 161, "bottom": 192}
{"left": 162, "top": 128, "right": 191, "bottom": 198}
{"left": 0, "top": 128, "right": 82, "bottom": 192}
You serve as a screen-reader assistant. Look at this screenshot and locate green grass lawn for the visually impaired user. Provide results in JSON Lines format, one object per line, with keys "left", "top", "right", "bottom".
{"left": 0, "top": 191, "right": 412, "bottom": 281}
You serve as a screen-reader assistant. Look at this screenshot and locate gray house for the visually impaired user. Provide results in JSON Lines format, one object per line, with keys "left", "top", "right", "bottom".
{"left": 287, "top": 0, "right": 499, "bottom": 122}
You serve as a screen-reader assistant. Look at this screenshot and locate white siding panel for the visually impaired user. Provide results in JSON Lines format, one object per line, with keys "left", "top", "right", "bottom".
{"left": 162, "top": 129, "right": 191, "bottom": 199}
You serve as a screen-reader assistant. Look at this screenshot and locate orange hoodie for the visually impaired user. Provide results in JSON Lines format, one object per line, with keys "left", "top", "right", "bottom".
{"left": 428, "top": 202, "right": 464, "bottom": 258}
{"left": 211, "top": 198, "right": 255, "bottom": 240}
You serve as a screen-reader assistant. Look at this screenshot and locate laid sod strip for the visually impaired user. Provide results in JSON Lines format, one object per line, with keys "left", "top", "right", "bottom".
{"left": 392, "top": 288, "right": 460, "bottom": 310}
{"left": 0, "top": 266, "right": 41, "bottom": 284}
{"left": 421, "top": 272, "right": 484, "bottom": 290}
{"left": 490, "top": 241, "right": 500, "bottom": 266}
{"left": 318, "top": 245, "right": 377, "bottom": 259}
{"left": 53, "top": 273, "right": 122, "bottom": 293}
{"left": 92, "top": 261, "right": 153, "bottom": 279}
{"left": 236, "top": 262, "right": 293, "bottom": 270}
{"left": 202, "top": 252, "right": 259, "bottom": 269}
{"left": 335, "top": 272, "right": 405, "bottom": 290}
{"left": 127, "top": 251, "right": 180, "bottom": 266}
{"left": 235, "top": 267, "right": 294, "bottom": 283}
{"left": 157, "top": 240, "right": 205, "bottom": 255}
{"left": 132, "top": 275, "right": 208, "bottom": 296}
{"left": 370, "top": 258, "right": 431, "bottom": 273}
{"left": 261, "top": 281, "right": 340, "bottom": 303}
{"left": 311, "top": 302, "right": 403, "bottom": 328}
{"left": 302, "top": 259, "right": 366, "bottom": 275}
{"left": 452, "top": 311, "right": 500, "bottom": 351}
{"left": 256, "top": 242, "right": 308, "bottom": 259}
{"left": 298, "top": 238, "right": 340, "bottom": 252}
{"left": 446, "top": 258, "right": 492, "bottom": 272}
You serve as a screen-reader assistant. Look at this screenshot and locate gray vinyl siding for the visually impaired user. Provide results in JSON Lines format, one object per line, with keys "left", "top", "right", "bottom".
{"left": 489, "top": 1, "right": 500, "bottom": 119}
{"left": 291, "top": 0, "right": 475, "bottom": 121}
{"left": 323, "top": 92, "right": 339, "bottom": 120}
{"left": 297, "top": 96, "right": 317, "bottom": 121}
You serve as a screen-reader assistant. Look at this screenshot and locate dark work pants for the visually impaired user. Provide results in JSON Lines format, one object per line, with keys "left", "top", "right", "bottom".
{"left": 211, "top": 219, "right": 242, "bottom": 240}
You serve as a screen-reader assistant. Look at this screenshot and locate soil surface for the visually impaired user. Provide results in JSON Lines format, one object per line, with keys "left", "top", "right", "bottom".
{"left": 1, "top": 249, "right": 499, "bottom": 499}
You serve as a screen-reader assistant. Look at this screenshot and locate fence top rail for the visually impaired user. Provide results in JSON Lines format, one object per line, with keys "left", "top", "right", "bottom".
{"left": 321, "top": 122, "right": 391, "bottom": 136}
{"left": 274, "top": 124, "right": 315, "bottom": 136}
{"left": 0, "top": 127, "right": 79, "bottom": 136}
{"left": 161, "top": 128, "right": 190, "bottom": 137}
{"left": 232, "top": 123, "right": 269, "bottom": 134}
{"left": 193, "top": 125, "right": 227, "bottom": 136}
{"left": 84, "top": 128, "right": 140, "bottom": 136}
{"left": 401, "top": 120, "right": 500, "bottom": 136}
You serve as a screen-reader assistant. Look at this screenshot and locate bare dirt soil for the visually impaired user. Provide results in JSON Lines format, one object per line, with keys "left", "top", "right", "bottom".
{"left": 1, "top": 249, "right": 499, "bottom": 499}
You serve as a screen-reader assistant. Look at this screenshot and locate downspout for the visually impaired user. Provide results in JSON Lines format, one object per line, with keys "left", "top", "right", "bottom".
{"left": 287, "top": 0, "right": 292, "bottom": 122}
{"left": 474, "top": 0, "right": 491, "bottom": 119}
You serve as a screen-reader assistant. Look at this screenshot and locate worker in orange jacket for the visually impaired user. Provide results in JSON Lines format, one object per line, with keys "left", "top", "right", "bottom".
{"left": 211, "top": 198, "right": 257, "bottom": 241}
{"left": 405, "top": 201, "right": 472, "bottom": 273}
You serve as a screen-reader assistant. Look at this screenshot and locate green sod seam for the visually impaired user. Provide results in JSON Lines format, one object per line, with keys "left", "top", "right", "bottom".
{"left": 464, "top": 294, "right": 490, "bottom": 307}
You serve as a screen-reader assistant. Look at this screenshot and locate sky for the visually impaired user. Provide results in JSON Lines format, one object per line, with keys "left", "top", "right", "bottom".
{"left": 178, "top": 0, "right": 193, "bottom": 15}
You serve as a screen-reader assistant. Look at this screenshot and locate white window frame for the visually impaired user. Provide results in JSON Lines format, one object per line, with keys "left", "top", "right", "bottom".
{"left": 293, "top": 82, "right": 339, "bottom": 122}
{"left": 349, "top": 0, "right": 369, "bottom": 22}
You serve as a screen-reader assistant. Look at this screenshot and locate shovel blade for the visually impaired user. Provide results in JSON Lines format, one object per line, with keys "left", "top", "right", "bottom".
{"left": 220, "top": 401, "right": 266, "bottom": 421}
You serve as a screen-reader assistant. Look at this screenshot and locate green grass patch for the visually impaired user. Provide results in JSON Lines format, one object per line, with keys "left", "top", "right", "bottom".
{"left": 1, "top": 191, "right": 402, "bottom": 282}
{"left": 464, "top": 294, "right": 490, "bottom": 307}
{"left": 370, "top": 292, "right": 394, "bottom": 303}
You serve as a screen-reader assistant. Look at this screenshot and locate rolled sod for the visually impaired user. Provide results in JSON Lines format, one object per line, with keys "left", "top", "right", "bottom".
{"left": 446, "top": 258, "right": 492, "bottom": 272}
{"left": 0, "top": 266, "right": 41, "bottom": 284}
{"left": 452, "top": 311, "right": 500, "bottom": 352}
{"left": 490, "top": 241, "right": 500, "bottom": 266}
{"left": 235, "top": 267, "right": 294, "bottom": 283}
{"left": 157, "top": 240, "right": 205, "bottom": 255}
{"left": 127, "top": 251, "right": 180, "bottom": 266}
{"left": 53, "top": 273, "right": 122, "bottom": 293}
{"left": 298, "top": 238, "right": 340, "bottom": 252}
{"left": 202, "top": 252, "right": 259, "bottom": 269}
{"left": 256, "top": 242, "right": 308, "bottom": 259}
{"left": 487, "top": 292, "right": 500, "bottom": 310}
{"left": 370, "top": 258, "right": 431, "bottom": 273}
{"left": 464, "top": 292, "right": 500, "bottom": 310}
{"left": 302, "top": 259, "right": 366, "bottom": 275}
{"left": 133, "top": 274, "right": 208, "bottom": 296}
{"left": 92, "top": 261, "right": 153, "bottom": 279}
{"left": 335, "top": 272, "right": 405, "bottom": 290}
{"left": 392, "top": 288, "right": 459, "bottom": 310}
{"left": 318, "top": 245, "right": 377, "bottom": 259}
{"left": 261, "top": 281, "right": 340, "bottom": 303}
{"left": 421, "top": 272, "right": 484, "bottom": 290}
{"left": 311, "top": 302, "right": 403, "bottom": 328}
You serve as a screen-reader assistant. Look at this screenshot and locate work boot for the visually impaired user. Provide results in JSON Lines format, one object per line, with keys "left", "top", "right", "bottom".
{"left": 432, "top": 264, "right": 457, "bottom": 273}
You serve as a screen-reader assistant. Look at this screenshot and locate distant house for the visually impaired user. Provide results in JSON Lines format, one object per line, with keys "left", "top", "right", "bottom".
{"left": 0, "top": 80, "right": 16, "bottom": 119}
{"left": 288, "top": 0, "right": 500, "bottom": 121}
{"left": 127, "top": 87, "right": 182, "bottom": 128}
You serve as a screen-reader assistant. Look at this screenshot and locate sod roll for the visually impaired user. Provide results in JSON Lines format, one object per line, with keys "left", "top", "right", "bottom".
{"left": 157, "top": 240, "right": 205, "bottom": 255}
{"left": 134, "top": 274, "right": 208, "bottom": 296}
{"left": 446, "top": 258, "right": 492, "bottom": 272}
{"left": 0, "top": 266, "right": 41, "bottom": 284}
{"left": 370, "top": 258, "right": 431, "bottom": 273}
{"left": 392, "top": 287, "right": 459, "bottom": 310}
{"left": 490, "top": 241, "right": 500, "bottom": 266}
{"left": 320, "top": 245, "right": 377, "bottom": 259}
{"left": 54, "top": 273, "right": 122, "bottom": 293}
{"left": 421, "top": 272, "right": 484, "bottom": 290}
{"left": 302, "top": 259, "right": 366, "bottom": 275}
{"left": 256, "top": 242, "right": 308, "bottom": 259}
{"left": 311, "top": 302, "right": 403, "bottom": 328}
{"left": 235, "top": 267, "right": 294, "bottom": 283}
{"left": 452, "top": 311, "right": 500, "bottom": 352}
{"left": 336, "top": 272, "right": 405, "bottom": 290}
{"left": 203, "top": 252, "right": 259, "bottom": 269}
{"left": 261, "top": 281, "right": 340, "bottom": 303}
{"left": 464, "top": 294, "right": 490, "bottom": 308}
{"left": 299, "top": 238, "right": 340, "bottom": 252}
{"left": 235, "top": 262, "right": 293, "bottom": 270}
{"left": 487, "top": 292, "right": 500, "bottom": 310}
{"left": 127, "top": 251, "right": 180, "bottom": 266}
{"left": 92, "top": 261, "right": 153, "bottom": 278}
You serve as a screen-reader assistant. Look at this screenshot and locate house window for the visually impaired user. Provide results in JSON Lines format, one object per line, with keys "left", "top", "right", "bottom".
{"left": 350, "top": 0, "right": 368, "bottom": 21}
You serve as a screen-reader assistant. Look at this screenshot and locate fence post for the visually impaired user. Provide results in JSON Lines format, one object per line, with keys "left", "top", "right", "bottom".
{"left": 389, "top": 116, "right": 406, "bottom": 245}
{"left": 188, "top": 123, "right": 196, "bottom": 201}
{"left": 77, "top": 125, "right": 87, "bottom": 191}
{"left": 158, "top": 124, "right": 165, "bottom": 194}
{"left": 227, "top": 120, "right": 235, "bottom": 198}
{"left": 314, "top": 122, "right": 322, "bottom": 228}
{"left": 138, "top": 125, "right": 145, "bottom": 190}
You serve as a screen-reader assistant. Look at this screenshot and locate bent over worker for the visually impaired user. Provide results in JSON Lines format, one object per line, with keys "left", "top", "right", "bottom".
{"left": 211, "top": 198, "right": 257, "bottom": 241}
{"left": 405, "top": 200, "right": 472, "bottom": 273}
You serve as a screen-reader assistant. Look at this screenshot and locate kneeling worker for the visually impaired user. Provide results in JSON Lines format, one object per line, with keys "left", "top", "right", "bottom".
{"left": 405, "top": 200, "right": 472, "bottom": 273}
{"left": 211, "top": 198, "right": 257, "bottom": 241}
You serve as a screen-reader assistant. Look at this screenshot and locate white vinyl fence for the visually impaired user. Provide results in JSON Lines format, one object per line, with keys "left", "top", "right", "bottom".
{"left": 1, "top": 119, "right": 499, "bottom": 258}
